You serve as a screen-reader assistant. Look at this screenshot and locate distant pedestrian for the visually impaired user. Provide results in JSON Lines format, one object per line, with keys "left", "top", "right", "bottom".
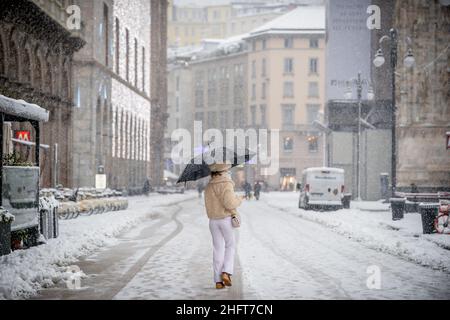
{"left": 197, "top": 182, "right": 205, "bottom": 198}
{"left": 243, "top": 181, "right": 252, "bottom": 200}
{"left": 204, "top": 163, "right": 244, "bottom": 290}
{"left": 254, "top": 181, "right": 262, "bottom": 200}
{"left": 143, "top": 179, "right": 151, "bottom": 196}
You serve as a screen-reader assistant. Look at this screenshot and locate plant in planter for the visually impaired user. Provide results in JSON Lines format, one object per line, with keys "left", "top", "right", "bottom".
{"left": 2, "top": 152, "right": 33, "bottom": 167}
{"left": 0, "top": 208, "right": 15, "bottom": 224}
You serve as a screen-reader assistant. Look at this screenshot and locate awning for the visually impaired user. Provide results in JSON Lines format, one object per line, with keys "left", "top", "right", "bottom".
{"left": 0, "top": 94, "right": 49, "bottom": 122}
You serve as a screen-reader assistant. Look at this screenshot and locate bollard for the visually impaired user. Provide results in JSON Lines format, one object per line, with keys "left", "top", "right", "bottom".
{"left": 342, "top": 194, "right": 352, "bottom": 209}
{"left": 418, "top": 203, "right": 439, "bottom": 234}
{"left": 390, "top": 198, "right": 406, "bottom": 221}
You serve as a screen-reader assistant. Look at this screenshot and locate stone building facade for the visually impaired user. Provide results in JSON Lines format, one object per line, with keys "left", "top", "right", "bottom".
{"left": 0, "top": 0, "right": 84, "bottom": 188}
{"left": 166, "top": 40, "right": 249, "bottom": 183}
{"left": 392, "top": 0, "right": 450, "bottom": 192}
{"left": 167, "top": 6, "right": 326, "bottom": 190}
{"left": 166, "top": 63, "right": 193, "bottom": 177}
{"left": 71, "top": 0, "right": 151, "bottom": 191}
{"left": 167, "top": 1, "right": 325, "bottom": 49}
{"left": 245, "top": 6, "right": 326, "bottom": 190}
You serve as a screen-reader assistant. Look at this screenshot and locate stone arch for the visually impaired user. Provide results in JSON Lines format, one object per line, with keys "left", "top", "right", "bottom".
{"left": 44, "top": 55, "right": 53, "bottom": 94}
{"left": 7, "top": 36, "right": 19, "bottom": 81}
{"left": 33, "top": 47, "right": 44, "bottom": 90}
{"left": 0, "top": 31, "right": 5, "bottom": 76}
{"left": 21, "top": 44, "right": 32, "bottom": 84}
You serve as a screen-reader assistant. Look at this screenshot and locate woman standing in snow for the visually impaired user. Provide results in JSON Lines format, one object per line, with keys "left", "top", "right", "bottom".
{"left": 204, "top": 163, "right": 244, "bottom": 289}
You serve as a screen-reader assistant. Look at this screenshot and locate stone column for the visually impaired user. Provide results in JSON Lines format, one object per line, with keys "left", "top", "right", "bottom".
{"left": 150, "top": 0, "right": 168, "bottom": 186}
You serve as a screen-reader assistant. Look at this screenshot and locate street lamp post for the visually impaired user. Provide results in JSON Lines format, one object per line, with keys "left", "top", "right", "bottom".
{"left": 373, "top": 28, "right": 415, "bottom": 198}
{"left": 345, "top": 72, "right": 373, "bottom": 201}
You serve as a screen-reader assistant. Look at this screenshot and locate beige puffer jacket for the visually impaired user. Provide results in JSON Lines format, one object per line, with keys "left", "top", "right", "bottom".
{"left": 204, "top": 173, "right": 243, "bottom": 220}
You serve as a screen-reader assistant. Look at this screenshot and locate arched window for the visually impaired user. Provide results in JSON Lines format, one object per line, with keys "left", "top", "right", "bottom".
{"left": 124, "top": 111, "right": 129, "bottom": 159}
{"left": 102, "top": 99, "right": 109, "bottom": 159}
{"left": 114, "top": 107, "right": 120, "bottom": 158}
{"left": 130, "top": 114, "right": 135, "bottom": 160}
{"left": 22, "top": 48, "right": 31, "bottom": 83}
{"left": 95, "top": 97, "right": 103, "bottom": 167}
{"left": 120, "top": 109, "right": 125, "bottom": 158}
{"left": 8, "top": 40, "right": 19, "bottom": 80}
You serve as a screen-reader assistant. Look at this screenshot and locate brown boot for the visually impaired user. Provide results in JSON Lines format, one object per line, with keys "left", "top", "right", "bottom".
{"left": 216, "top": 282, "right": 225, "bottom": 289}
{"left": 221, "top": 273, "right": 232, "bottom": 287}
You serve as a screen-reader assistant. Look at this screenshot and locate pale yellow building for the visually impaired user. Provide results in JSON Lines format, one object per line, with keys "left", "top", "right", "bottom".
{"left": 168, "top": 1, "right": 231, "bottom": 47}
{"left": 245, "top": 6, "right": 326, "bottom": 190}
{"left": 167, "top": 1, "right": 300, "bottom": 48}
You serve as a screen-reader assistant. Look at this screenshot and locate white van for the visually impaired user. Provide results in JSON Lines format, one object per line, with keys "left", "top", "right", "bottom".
{"left": 298, "top": 167, "right": 346, "bottom": 210}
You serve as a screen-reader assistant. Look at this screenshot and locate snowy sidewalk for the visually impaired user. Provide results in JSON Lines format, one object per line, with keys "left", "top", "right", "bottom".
{"left": 264, "top": 192, "right": 450, "bottom": 273}
{"left": 0, "top": 192, "right": 197, "bottom": 300}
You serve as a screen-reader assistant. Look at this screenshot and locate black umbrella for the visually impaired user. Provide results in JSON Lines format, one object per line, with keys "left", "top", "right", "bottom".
{"left": 177, "top": 147, "right": 255, "bottom": 184}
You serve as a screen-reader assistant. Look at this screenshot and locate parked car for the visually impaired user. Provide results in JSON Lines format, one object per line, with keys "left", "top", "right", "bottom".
{"left": 155, "top": 185, "right": 185, "bottom": 195}
{"left": 298, "top": 167, "right": 346, "bottom": 211}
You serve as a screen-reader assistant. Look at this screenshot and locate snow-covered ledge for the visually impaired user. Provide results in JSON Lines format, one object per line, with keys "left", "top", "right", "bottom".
{"left": 0, "top": 94, "right": 49, "bottom": 122}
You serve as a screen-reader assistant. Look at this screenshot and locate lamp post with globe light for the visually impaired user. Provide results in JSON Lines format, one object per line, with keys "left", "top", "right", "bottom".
{"left": 373, "top": 28, "right": 415, "bottom": 198}
{"left": 344, "top": 72, "right": 374, "bottom": 201}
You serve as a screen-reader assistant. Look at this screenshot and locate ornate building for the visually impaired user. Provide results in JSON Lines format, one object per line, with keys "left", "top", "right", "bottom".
{"left": 0, "top": 0, "right": 84, "bottom": 187}
{"left": 71, "top": 0, "right": 152, "bottom": 192}
{"left": 393, "top": 0, "right": 449, "bottom": 191}
{"left": 245, "top": 6, "right": 326, "bottom": 190}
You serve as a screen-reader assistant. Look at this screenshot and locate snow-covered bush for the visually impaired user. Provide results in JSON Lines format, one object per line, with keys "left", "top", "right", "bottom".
{"left": 0, "top": 207, "right": 14, "bottom": 224}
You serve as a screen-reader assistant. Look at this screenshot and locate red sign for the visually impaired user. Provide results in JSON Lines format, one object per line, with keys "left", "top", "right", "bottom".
{"left": 15, "top": 130, "right": 31, "bottom": 142}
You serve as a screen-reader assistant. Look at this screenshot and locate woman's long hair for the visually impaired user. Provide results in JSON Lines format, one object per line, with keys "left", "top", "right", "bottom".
{"left": 211, "top": 171, "right": 226, "bottom": 178}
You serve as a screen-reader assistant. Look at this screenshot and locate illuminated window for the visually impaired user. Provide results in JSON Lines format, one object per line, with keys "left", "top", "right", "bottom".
{"left": 308, "top": 135, "right": 319, "bottom": 152}
{"left": 284, "top": 137, "right": 293, "bottom": 152}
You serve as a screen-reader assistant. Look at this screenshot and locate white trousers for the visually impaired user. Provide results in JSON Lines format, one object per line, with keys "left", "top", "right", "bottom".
{"left": 209, "top": 216, "right": 236, "bottom": 283}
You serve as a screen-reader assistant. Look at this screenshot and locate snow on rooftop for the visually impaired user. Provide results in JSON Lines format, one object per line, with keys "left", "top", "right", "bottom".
{"left": 0, "top": 94, "right": 49, "bottom": 122}
{"left": 250, "top": 5, "right": 325, "bottom": 36}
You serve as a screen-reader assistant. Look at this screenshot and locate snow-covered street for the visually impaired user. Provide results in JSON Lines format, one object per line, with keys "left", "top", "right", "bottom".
{"left": 1, "top": 192, "right": 449, "bottom": 300}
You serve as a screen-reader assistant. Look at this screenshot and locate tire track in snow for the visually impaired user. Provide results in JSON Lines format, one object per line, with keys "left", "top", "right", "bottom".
{"left": 257, "top": 198, "right": 450, "bottom": 299}
{"left": 265, "top": 200, "right": 450, "bottom": 275}
{"left": 243, "top": 200, "right": 351, "bottom": 299}
{"left": 101, "top": 204, "right": 185, "bottom": 300}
